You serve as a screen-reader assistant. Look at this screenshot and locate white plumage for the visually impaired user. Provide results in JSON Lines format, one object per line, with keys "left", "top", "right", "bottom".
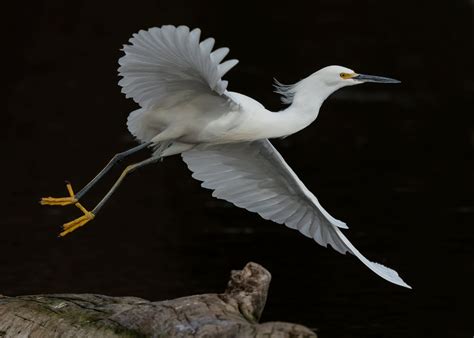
{"left": 182, "top": 141, "right": 409, "bottom": 288}
{"left": 119, "top": 26, "right": 238, "bottom": 108}
{"left": 120, "top": 25, "right": 410, "bottom": 288}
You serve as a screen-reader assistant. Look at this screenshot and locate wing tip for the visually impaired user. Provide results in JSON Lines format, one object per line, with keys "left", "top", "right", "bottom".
{"left": 334, "top": 220, "right": 348, "bottom": 229}
{"left": 402, "top": 281, "right": 412, "bottom": 289}
{"left": 370, "top": 261, "right": 412, "bottom": 289}
{"left": 390, "top": 277, "right": 412, "bottom": 289}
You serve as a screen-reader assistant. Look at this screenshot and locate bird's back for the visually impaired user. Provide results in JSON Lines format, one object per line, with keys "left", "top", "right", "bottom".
{"left": 127, "top": 92, "right": 246, "bottom": 144}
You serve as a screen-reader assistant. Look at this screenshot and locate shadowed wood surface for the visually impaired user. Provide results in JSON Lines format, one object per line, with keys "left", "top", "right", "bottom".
{"left": 0, "top": 262, "right": 316, "bottom": 337}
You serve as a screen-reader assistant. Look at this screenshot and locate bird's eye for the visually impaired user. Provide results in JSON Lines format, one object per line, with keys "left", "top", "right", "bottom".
{"left": 340, "top": 72, "right": 349, "bottom": 79}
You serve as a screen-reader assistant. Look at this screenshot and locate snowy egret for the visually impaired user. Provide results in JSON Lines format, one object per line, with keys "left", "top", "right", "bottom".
{"left": 41, "top": 25, "right": 410, "bottom": 288}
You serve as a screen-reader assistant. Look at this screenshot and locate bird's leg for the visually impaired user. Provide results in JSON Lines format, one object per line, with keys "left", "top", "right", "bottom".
{"left": 41, "top": 142, "right": 153, "bottom": 206}
{"left": 59, "top": 156, "right": 161, "bottom": 237}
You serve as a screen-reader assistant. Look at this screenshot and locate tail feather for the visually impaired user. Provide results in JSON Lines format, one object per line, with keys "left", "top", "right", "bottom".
{"left": 127, "top": 108, "right": 157, "bottom": 142}
{"left": 127, "top": 108, "right": 145, "bottom": 139}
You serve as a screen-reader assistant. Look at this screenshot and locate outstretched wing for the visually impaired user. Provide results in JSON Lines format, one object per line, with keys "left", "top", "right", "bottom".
{"left": 182, "top": 140, "right": 411, "bottom": 288}
{"left": 118, "top": 25, "right": 239, "bottom": 110}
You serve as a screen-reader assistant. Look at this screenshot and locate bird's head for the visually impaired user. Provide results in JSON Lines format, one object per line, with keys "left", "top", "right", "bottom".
{"left": 274, "top": 65, "right": 400, "bottom": 106}
{"left": 314, "top": 65, "right": 400, "bottom": 89}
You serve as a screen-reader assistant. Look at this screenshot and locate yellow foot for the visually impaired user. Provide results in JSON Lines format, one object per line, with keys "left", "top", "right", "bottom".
{"left": 59, "top": 202, "right": 95, "bottom": 237}
{"left": 41, "top": 182, "right": 78, "bottom": 206}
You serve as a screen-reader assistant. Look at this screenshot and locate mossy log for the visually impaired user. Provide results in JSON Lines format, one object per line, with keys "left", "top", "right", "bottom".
{"left": 0, "top": 262, "right": 316, "bottom": 337}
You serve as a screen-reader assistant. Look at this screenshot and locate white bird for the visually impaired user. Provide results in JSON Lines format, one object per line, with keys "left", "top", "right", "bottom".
{"left": 41, "top": 25, "right": 410, "bottom": 288}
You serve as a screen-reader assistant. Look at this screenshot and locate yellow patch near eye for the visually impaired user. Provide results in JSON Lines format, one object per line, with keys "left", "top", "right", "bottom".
{"left": 340, "top": 72, "right": 356, "bottom": 79}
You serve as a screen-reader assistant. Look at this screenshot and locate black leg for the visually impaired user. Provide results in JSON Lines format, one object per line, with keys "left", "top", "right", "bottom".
{"left": 92, "top": 156, "right": 161, "bottom": 215}
{"left": 59, "top": 156, "right": 161, "bottom": 237}
{"left": 75, "top": 142, "right": 153, "bottom": 200}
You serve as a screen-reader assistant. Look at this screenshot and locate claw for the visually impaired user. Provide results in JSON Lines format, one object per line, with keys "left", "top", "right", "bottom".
{"left": 41, "top": 183, "right": 78, "bottom": 206}
{"left": 59, "top": 202, "right": 95, "bottom": 237}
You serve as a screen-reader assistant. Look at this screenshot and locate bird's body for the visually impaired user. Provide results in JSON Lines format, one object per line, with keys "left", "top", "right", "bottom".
{"left": 129, "top": 91, "right": 307, "bottom": 147}
{"left": 126, "top": 72, "right": 340, "bottom": 149}
{"left": 42, "top": 25, "right": 410, "bottom": 289}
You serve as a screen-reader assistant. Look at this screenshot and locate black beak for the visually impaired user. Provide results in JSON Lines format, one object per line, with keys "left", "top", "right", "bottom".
{"left": 353, "top": 74, "right": 401, "bottom": 84}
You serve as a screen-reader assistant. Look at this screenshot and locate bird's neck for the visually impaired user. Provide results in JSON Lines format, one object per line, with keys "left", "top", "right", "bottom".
{"left": 264, "top": 78, "right": 337, "bottom": 138}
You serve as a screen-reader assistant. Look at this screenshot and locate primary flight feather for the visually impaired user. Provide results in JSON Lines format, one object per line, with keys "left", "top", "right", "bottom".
{"left": 41, "top": 25, "right": 410, "bottom": 289}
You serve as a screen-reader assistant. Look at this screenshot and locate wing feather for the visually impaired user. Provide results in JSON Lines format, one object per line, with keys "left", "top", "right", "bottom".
{"left": 118, "top": 25, "right": 239, "bottom": 110}
{"left": 182, "top": 140, "right": 411, "bottom": 288}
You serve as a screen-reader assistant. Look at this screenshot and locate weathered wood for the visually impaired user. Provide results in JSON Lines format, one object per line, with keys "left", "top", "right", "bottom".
{"left": 0, "top": 262, "right": 316, "bottom": 337}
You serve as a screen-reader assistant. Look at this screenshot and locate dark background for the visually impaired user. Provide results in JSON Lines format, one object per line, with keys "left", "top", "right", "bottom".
{"left": 3, "top": 1, "right": 473, "bottom": 337}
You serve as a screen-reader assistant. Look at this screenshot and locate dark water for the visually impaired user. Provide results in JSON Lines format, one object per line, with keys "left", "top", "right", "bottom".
{"left": 3, "top": 1, "right": 474, "bottom": 337}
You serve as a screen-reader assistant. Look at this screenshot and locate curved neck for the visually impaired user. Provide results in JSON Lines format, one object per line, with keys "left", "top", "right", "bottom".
{"left": 261, "top": 78, "right": 338, "bottom": 139}
{"left": 291, "top": 76, "right": 337, "bottom": 111}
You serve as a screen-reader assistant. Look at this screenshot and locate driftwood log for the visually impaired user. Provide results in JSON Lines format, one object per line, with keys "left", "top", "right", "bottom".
{"left": 0, "top": 262, "right": 316, "bottom": 337}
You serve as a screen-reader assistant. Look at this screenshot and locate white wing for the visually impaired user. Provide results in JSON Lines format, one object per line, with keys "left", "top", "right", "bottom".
{"left": 182, "top": 140, "right": 411, "bottom": 288}
{"left": 118, "top": 25, "right": 239, "bottom": 110}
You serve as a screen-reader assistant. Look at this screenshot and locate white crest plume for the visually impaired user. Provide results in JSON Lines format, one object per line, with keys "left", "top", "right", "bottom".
{"left": 273, "top": 78, "right": 299, "bottom": 104}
